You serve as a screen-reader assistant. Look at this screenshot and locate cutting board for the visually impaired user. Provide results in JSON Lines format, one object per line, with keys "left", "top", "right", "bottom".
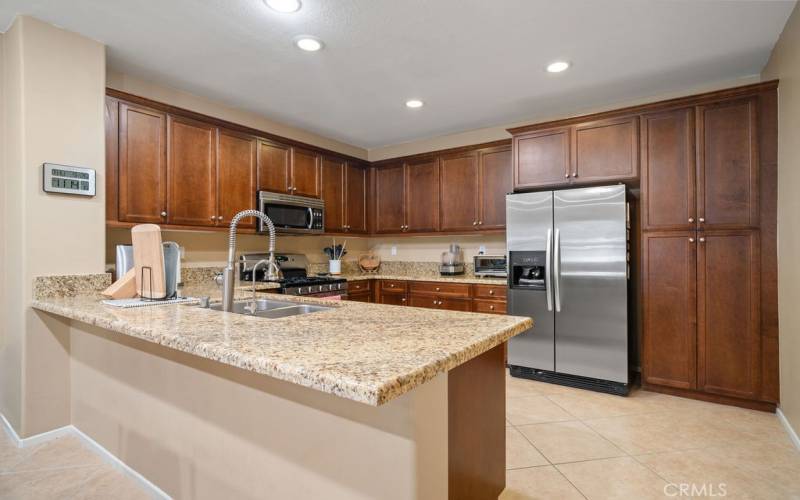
{"left": 131, "top": 224, "right": 167, "bottom": 299}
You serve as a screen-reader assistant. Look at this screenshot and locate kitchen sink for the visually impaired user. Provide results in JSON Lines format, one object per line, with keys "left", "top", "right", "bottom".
{"left": 209, "top": 298, "right": 331, "bottom": 318}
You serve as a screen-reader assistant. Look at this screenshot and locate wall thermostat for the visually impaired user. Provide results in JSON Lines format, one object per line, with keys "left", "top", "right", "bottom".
{"left": 43, "top": 163, "right": 96, "bottom": 197}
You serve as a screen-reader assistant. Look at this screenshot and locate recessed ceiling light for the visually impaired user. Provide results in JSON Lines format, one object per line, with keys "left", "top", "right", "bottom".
{"left": 547, "top": 61, "right": 570, "bottom": 73}
{"left": 405, "top": 99, "right": 424, "bottom": 109}
{"left": 295, "top": 36, "right": 323, "bottom": 52}
{"left": 265, "top": 0, "right": 301, "bottom": 13}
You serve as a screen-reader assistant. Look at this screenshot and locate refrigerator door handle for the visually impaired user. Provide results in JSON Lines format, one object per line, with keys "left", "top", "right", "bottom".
{"left": 545, "top": 228, "right": 553, "bottom": 312}
{"left": 554, "top": 228, "right": 561, "bottom": 312}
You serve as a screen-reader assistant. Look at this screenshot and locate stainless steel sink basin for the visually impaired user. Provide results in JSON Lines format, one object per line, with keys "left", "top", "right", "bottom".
{"left": 209, "top": 298, "right": 331, "bottom": 318}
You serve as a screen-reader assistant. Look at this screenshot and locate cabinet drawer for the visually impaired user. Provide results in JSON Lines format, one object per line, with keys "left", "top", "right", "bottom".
{"left": 348, "top": 280, "right": 372, "bottom": 293}
{"left": 347, "top": 291, "right": 372, "bottom": 303}
{"left": 472, "top": 284, "right": 507, "bottom": 300}
{"left": 409, "top": 281, "right": 471, "bottom": 298}
{"left": 473, "top": 299, "right": 506, "bottom": 314}
{"left": 380, "top": 280, "right": 408, "bottom": 293}
{"left": 408, "top": 294, "right": 472, "bottom": 311}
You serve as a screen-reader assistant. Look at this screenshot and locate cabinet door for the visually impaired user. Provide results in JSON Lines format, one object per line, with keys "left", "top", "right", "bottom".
{"left": 105, "top": 97, "right": 119, "bottom": 222}
{"left": 217, "top": 129, "right": 257, "bottom": 228}
{"left": 321, "top": 157, "right": 345, "bottom": 232}
{"left": 513, "top": 128, "right": 569, "bottom": 189}
{"left": 641, "top": 109, "right": 696, "bottom": 231}
{"left": 381, "top": 293, "right": 408, "bottom": 306}
{"left": 405, "top": 158, "right": 440, "bottom": 232}
{"left": 257, "top": 140, "right": 290, "bottom": 194}
{"left": 118, "top": 103, "right": 167, "bottom": 223}
{"left": 374, "top": 163, "right": 406, "bottom": 233}
{"left": 641, "top": 231, "right": 697, "bottom": 390}
{"left": 439, "top": 152, "right": 479, "bottom": 231}
{"left": 572, "top": 116, "right": 638, "bottom": 183}
{"left": 291, "top": 148, "right": 321, "bottom": 198}
{"left": 478, "top": 145, "right": 512, "bottom": 230}
{"left": 167, "top": 116, "right": 217, "bottom": 226}
{"left": 347, "top": 291, "right": 372, "bottom": 303}
{"left": 438, "top": 297, "right": 472, "bottom": 312}
{"left": 697, "top": 98, "right": 759, "bottom": 228}
{"left": 345, "top": 163, "right": 367, "bottom": 233}
{"left": 697, "top": 230, "right": 760, "bottom": 399}
{"left": 408, "top": 294, "right": 439, "bottom": 310}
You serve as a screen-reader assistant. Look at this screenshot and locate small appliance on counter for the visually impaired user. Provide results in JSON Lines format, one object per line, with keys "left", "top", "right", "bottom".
{"left": 240, "top": 253, "right": 348, "bottom": 298}
{"left": 474, "top": 254, "right": 508, "bottom": 278}
{"left": 440, "top": 243, "right": 465, "bottom": 276}
{"left": 358, "top": 252, "right": 381, "bottom": 273}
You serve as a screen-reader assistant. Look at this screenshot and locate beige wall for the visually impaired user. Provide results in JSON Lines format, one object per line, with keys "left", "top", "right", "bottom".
{"left": 0, "top": 16, "right": 106, "bottom": 436}
{"left": 367, "top": 75, "right": 761, "bottom": 161}
{"left": 70, "top": 322, "right": 448, "bottom": 499}
{"left": 763, "top": 2, "right": 800, "bottom": 435}
{"left": 107, "top": 70, "right": 368, "bottom": 161}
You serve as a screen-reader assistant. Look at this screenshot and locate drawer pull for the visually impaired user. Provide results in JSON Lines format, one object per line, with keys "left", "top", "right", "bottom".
{"left": 435, "top": 287, "right": 440, "bottom": 291}
{"left": 489, "top": 305, "right": 495, "bottom": 310}
{"left": 489, "top": 290, "right": 494, "bottom": 295}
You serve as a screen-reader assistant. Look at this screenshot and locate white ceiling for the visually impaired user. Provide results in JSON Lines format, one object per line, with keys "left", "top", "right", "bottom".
{"left": 1, "top": 0, "right": 795, "bottom": 149}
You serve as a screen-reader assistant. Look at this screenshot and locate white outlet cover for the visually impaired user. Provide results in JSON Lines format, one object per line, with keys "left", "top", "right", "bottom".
{"left": 391, "top": 245, "right": 397, "bottom": 256}
{"left": 479, "top": 245, "right": 486, "bottom": 254}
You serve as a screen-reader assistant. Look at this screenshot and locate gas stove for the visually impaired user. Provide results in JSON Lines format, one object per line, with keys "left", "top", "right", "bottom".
{"left": 239, "top": 253, "right": 348, "bottom": 297}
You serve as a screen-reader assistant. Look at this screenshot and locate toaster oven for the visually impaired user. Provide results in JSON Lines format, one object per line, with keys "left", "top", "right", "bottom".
{"left": 473, "top": 254, "right": 508, "bottom": 278}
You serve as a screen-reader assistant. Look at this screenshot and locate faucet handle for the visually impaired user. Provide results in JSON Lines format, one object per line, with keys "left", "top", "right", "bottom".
{"left": 213, "top": 272, "right": 224, "bottom": 287}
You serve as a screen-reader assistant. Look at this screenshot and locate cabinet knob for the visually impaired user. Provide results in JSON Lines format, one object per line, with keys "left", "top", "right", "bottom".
{"left": 564, "top": 173, "right": 570, "bottom": 179}
{"left": 572, "top": 172, "right": 578, "bottom": 178}
{"left": 210, "top": 215, "right": 216, "bottom": 221}
{"left": 435, "top": 287, "right": 440, "bottom": 291}
{"left": 699, "top": 217, "right": 705, "bottom": 223}
{"left": 689, "top": 237, "right": 695, "bottom": 243}
{"left": 473, "top": 221, "right": 477, "bottom": 226}
{"left": 401, "top": 297, "right": 406, "bottom": 302}
{"left": 218, "top": 216, "right": 224, "bottom": 221}
{"left": 160, "top": 211, "right": 167, "bottom": 217}
{"left": 688, "top": 217, "right": 694, "bottom": 223}
{"left": 390, "top": 284, "right": 394, "bottom": 288}
{"left": 699, "top": 237, "right": 706, "bottom": 243}
{"left": 478, "top": 221, "right": 483, "bottom": 225}
{"left": 489, "top": 290, "right": 494, "bottom": 295}
{"left": 490, "top": 305, "right": 495, "bottom": 310}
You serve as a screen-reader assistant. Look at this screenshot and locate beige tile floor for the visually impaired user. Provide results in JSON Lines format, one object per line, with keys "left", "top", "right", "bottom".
{"left": 501, "top": 371, "right": 800, "bottom": 499}
{"left": 1, "top": 372, "right": 799, "bottom": 499}
{"left": 0, "top": 432, "right": 151, "bottom": 499}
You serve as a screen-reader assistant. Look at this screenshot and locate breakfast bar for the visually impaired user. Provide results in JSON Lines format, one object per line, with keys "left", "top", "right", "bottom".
{"left": 31, "top": 276, "right": 532, "bottom": 500}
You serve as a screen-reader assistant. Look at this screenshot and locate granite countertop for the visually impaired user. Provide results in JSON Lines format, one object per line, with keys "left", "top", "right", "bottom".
{"left": 332, "top": 273, "right": 508, "bottom": 286}
{"left": 32, "top": 278, "right": 531, "bottom": 406}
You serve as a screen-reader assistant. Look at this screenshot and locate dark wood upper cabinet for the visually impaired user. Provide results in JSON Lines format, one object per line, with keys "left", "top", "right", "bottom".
{"left": 572, "top": 116, "right": 639, "bottom": 183}
{"left": 478, "top": 145, "right": 512, "bottom": 230}
{"left": 642, "top": 231, "right": 697, "bottom": 390}
{"left": 118, "top": 102, "right": 167, "bottom": 224}
{"left": 105, "top": 96, "right": 119, "bottom": 222}
{"left": 218, "top": 129, "right": 257, "bottom": 227}
{"left": 697, "top": 98, "right": 759, "bottom": 228}
{"left": 321, "top": 157, "right": 345, "bottom": 232}
{"left": 440, "top": 152, "right": 479, "bottom": 232}
{"left": 513, "top": 128, "right": 570, "bottom": 189}
{"left": 405, "top": 158, "right": 440, "bottom": 232}
{"left": 697, "top": 230, "right": 761, "bottom": 400}
{"left": 374, "top": 163, "right": 406, "bottom": 233}
{"left": 257, "top": 140, "right": 291, "bottom": 194}
{"left": 641, "top": 108, "right": 696, "bottom": 231}
{"left": 345, "top": 163, "right": 367, "bottom": 233}
{"left": 167, "top": 116, "right": 217, "bottom": 226}
{"left": 291, "top": 148, "right": 321, "bottom": 198}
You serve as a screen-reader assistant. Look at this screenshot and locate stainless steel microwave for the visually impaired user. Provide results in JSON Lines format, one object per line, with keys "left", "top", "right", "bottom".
{"left": 257, "top": 191, "right": 324, "bottom": 234}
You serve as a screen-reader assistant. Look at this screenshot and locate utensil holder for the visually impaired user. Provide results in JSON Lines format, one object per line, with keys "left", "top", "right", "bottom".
{"left": 329, "top": 259, "right": 342, "bottom": 275}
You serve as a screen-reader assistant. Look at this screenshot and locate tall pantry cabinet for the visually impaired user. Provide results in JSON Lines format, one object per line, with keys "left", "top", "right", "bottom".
{"left": 640, "top": 86, "right": 778, "bottom": 409}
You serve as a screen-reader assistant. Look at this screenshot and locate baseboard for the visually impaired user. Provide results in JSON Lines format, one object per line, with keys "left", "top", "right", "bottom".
{"left": 777, "top": 408, "right": 800, "bottom": 451}
{"left": 0, "top": 413, "right": 170, "bottom": 499}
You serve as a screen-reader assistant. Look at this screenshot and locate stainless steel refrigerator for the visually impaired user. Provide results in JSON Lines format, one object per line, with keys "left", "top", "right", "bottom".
{"left": 506, "top": 184, "right": 630, "bottom": 395}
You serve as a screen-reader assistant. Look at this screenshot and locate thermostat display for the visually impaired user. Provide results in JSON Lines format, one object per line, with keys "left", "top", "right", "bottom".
{"left": 43, "top": 163, "right": 96, "bottom": 196}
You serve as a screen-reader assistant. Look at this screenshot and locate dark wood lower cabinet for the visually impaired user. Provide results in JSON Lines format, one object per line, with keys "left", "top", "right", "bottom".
{"left": 642, "top": 229, "right": 768, "bottom": 409}
{"left": 697, "top": 230, "right": 761, "bottom": 400}
{"left": 381, "top": 293, "right": 408, "bottom": 306}
{"left": 642, "top": 231, "right": 697, "bottom": 390}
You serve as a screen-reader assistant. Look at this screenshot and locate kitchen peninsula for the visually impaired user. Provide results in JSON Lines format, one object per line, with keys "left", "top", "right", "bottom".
{"left": 31, "top": 276, "right": 531, "bottom": 499}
